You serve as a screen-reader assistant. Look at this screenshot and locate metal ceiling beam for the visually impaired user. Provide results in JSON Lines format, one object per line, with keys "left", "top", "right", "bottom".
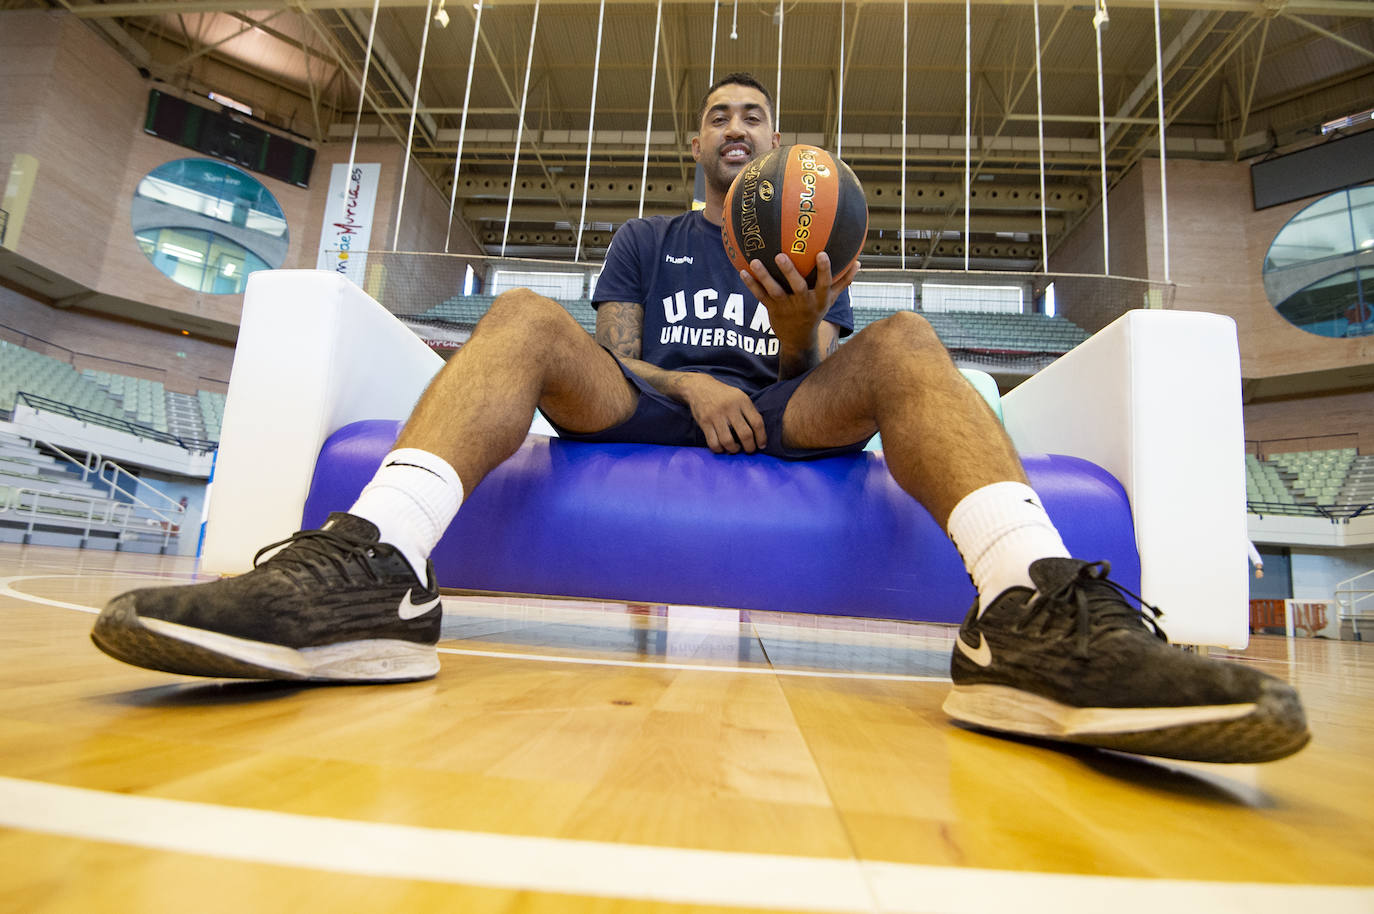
{"left": 172, "top": 10, "right": 283, "bottom": 67}
{"left": 1282, "top": 13, "right": 1374, "bottom": 60}
{"left": 462, "top": 202, "right": 1065, "bottom": 234}
{"left": 1102, "top": 9, "right": 1210, "bottom": 148}
{"left": 62, "top": 0, "right": 1374, "bottom": 19}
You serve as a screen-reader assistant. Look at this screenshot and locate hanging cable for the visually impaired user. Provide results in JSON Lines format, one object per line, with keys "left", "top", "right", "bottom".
{"left": 576, "top": 0, "right": 607, "bottom": 261}
{"left": 444, "top": 0, "right": 484, "bottom": 253}
{"left": 900, "top": 0, "right": 907, "bottom": 271}
{"left": 393, "top": 0, "right": 437, "bottom": 251}
{"left": 709, "top": 0, "right": 720, "bottom": 87}
{"left": 343, "top": 0, "right": 381, "bottom": 240}
{"left": 964, "top": 0, "right": 971, "bottom": 270}
{"left": 1153, "top": 0, "right": 1171, "bottom": 285}
{"left": 1093, "top": 0, "right": 1110, "bottom": 274}
{"left": 500, "top": 0, "right": 542, "bottom": 256}
{"left": 837, "top": 0, "right": 845, "bottom": 158}
{"left": 638, "top": 0, "right": 664, "bottom": 219}
{"left": 1033, "top": 0, "right": 1048, "bottom": 274}
{"left": 775, "top": 1, "right": 784, "bottom": 130}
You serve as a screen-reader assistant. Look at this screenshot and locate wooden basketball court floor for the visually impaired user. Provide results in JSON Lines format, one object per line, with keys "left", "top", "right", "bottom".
{"left": 2, "top": 542, "right": 1373, "bottom": 913}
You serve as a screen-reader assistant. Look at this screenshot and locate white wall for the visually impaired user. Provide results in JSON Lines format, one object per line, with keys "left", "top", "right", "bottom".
{"left": 1290, "top": 547, "right": 1374, "bottom": 601}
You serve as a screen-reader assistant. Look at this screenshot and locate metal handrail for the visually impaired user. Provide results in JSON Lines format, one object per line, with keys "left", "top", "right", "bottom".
{"left": 0, "top": 486, "right": 174, "bottom": 549}
{"left": 1334, "top": 568, "right": 1374, "bottom": 617}
{"left": 14, "top": 391, "right": 217, "bottom": 453}
{"left": 9, "top": 434, "right": 187, "bottom": 535}
{"left": 1247, "top": 499, "right": 1374, "bottom": 523}
{"left": 1334, "top": 567, "right": 1374, "bottom": 640}
{"left": 98, "top": 457, "right": 187, "bottom": 527}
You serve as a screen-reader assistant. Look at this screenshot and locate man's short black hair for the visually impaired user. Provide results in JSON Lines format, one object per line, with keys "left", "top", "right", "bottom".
{"left": 696, "top": 72, "right": 775, "bottom": 129}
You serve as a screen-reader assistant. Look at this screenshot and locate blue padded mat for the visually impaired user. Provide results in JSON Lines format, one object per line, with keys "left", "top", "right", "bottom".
{"left": 303, "top": 419, "right": 1140, "bottom": 624}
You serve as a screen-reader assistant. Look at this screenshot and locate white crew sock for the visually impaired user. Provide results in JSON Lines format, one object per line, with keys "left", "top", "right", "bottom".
{"left": 348, "top": 448, "right": 464, "bottom": 582}
{"left": 946, "top": 481, "right": 1071, "bottom": 613}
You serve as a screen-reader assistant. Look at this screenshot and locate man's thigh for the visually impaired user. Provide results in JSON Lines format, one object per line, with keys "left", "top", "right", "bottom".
{"left": 772, "top": 342, "right": 880, "bottom": 456}
{"left": 544, "top": 350, "right": 706, "bottom": 448}
{"left": 535, "top": 338, "right": 646, "bottom": 437}
{"left": 758, "top": 362, "right": 875, "bottom": 460}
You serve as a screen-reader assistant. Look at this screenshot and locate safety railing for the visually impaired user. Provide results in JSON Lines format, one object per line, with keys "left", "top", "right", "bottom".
{"left": 1334, "top": 568, "right": 1374, "bottom": 640}
{"left": 14, "top": 392, "right": 217, "bottom": 453}
{"left": 1246, "top": 499, "right": 1374, "bottom": 522}
{"left": 0, "top": 433, "right": 187, "bottom": 550}
{"left": 0, "top": 485, "right": 176, "bottom": 549}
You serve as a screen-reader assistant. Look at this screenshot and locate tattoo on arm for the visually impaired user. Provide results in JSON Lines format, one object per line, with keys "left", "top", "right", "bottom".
{"left": 596, "top": 301, "right": 644, "bottom": 361}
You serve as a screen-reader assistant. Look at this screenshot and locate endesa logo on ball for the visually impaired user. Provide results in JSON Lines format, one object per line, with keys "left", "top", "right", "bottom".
{"left": 722, "top": 143, "right": 867, "bottom": 287}
{"left": 785, "top": 146, "right": 841, "bottom": 262}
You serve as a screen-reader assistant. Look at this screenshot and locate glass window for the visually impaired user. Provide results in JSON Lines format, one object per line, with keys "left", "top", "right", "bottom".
{"left": 1263, "top": 184, "right": 1374, "bottom": 338}
{"left": 132, "top": 158, "right": 288, "bottom": 295}
{"left": 850, "top": 282, "right": 915, "bottom": 310}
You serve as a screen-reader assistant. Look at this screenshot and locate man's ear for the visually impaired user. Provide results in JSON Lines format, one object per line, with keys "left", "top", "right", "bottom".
{"left": 770, "top": 133, "right": 781, "bottom": 149}
{"left": 691, "top": 134, "right": 702, "bottom": 162}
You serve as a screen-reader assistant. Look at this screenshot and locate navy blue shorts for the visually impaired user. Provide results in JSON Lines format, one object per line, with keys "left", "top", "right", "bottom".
{"left": 547, "top": 350, "right": 872, "bottom": 460}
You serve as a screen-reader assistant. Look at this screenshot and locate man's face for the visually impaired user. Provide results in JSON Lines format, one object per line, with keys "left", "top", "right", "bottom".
{"left": 691, "top": 84, "right": 780, "bottom": 196}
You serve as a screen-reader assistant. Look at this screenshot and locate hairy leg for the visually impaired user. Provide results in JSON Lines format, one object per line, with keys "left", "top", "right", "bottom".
{"left": 781, "top": 311, "right": 1027, "bottom": 527}
{"left": 396, "top": 288, "right": 637, "bottom": 491}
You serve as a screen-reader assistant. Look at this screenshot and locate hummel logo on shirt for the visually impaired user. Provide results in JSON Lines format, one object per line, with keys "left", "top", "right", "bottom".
{"left": 665, "top": 254, "right": 694, "bottom": 264}
{"left": 397, "top": 589, "right": 441, "bottom": 620}
{"left": 956, "top": 632, "right": 994, "bottom": 667}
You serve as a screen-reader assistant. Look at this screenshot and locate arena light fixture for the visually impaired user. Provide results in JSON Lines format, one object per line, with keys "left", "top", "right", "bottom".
{"left": 208, "top": 92, "right": 251, "bottom": 116}
{"left": 159, "top": 242, "right": 204, "bottom": 263}
{"left": 1321, "top": 107, "right": 1373, "bottom": 135}
{"left": 434, "top": 0, "right": 449, "bottom": 29}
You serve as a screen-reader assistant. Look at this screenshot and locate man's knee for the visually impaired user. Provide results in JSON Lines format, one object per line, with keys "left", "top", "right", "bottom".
{"left": 861, "top": 310, "right": 945, "bottom": 356}
{"left": 480, "top": 288, "right": 577, "bottom": 335}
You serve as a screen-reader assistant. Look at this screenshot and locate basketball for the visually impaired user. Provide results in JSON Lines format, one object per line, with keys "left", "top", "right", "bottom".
{"left": 721, "top": 144, "right": 868, "bottom": 288}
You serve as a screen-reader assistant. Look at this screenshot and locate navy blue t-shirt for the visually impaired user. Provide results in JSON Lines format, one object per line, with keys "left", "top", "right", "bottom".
{"left": 591, "top": 210, "right": 853, "bottom": 396}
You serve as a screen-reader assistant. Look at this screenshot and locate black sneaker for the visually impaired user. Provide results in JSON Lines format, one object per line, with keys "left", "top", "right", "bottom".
{"left": 943, "top": 558, "right": 1309, "bottom": 763}
{"left": 92, "top": 513, "right": 442, "bottom": 682}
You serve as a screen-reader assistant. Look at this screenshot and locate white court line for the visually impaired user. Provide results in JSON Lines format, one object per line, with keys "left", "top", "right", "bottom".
{"left": 0, "top": 573, "right": 190, "bottom": 615}
{"left": 4, "top": 574, "right": 949, "bottom": 682}
{"left": 2, "top": 776, "right": 1370, "bottom": 913}
{"left": 438, "top": 645, "right": 948, "bottom": 682}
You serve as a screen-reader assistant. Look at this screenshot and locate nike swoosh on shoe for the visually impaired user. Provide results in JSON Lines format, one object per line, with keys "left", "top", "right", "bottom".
{"left": 956, "top": 632, "right": 993, "bottom": 667}
{"left": 397, "top": 589, "right": 442, "bottom": 620}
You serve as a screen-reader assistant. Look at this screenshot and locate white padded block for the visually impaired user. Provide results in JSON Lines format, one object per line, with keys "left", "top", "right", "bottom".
{"left": 1002, "top": 310, "right": 1248, "bottom": 648}
{"left": 200, "top": 271, "right": 444, "bottom": 575}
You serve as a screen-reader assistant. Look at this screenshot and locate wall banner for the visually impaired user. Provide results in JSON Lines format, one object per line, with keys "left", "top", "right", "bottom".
{"left": 316, "top": 163, "right": 380, "bottom": 283}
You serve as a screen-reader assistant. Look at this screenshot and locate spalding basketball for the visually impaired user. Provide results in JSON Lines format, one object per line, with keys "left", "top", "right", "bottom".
{"left": 721, "top": 144, "right": 868, "bottom": 287}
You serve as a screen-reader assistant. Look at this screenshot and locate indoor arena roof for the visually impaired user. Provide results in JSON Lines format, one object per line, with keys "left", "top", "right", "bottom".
{"left": 18, "top": 0, "right": 1374, "bottom": 266}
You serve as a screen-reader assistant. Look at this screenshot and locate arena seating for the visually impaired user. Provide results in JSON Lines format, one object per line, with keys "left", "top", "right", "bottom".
{"left": 201, "top": 270, "right": 1254, "bottom": 648}
{"left": 0, "top": 428, "right": 179, "bottom": 551}
{"left": 81, "top": 370, "right": 168, "bottom": 432}
{"left": 1246, "top": 448, "right": 1371, "bottom": 513}
{"left": 410, "top": 294, "right": 1088, "bottom": 354}
{"left": 1, "top": 340, "right": 225, "bottom": 446}
{"left": 0, "top": 341, "right": 127, "bottom": 421}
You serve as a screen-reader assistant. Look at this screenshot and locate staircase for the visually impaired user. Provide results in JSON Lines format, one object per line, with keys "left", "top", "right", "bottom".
{"left": 0, "top": 429, "right": 184, "bottom": 552}
{"left": 164, "top": 391, "right": 208, "bottom": 444}
{"left": 1335, "top": 567, "right": 1374, "bottom": 640}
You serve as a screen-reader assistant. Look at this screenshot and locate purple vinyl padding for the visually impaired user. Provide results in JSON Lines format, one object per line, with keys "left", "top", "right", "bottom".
{"left": 303, "top": 419, "right": 1140, "bottom": 623}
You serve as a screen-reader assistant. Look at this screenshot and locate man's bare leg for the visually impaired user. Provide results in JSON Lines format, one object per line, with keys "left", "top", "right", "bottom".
{"left": 397, "top": 287, "right": 638, "bottom": 492}
{"left": 343, "top": 288, "right": 638, "bottom": 578}
{"left": 779, "top": 310, "right": 1069, "bottom": 605}
{"left": 783, "top": 314, "right": 1311, "bottom": 764}
{"left": 779, "top": 310, "right": 1025, "bottom": 527}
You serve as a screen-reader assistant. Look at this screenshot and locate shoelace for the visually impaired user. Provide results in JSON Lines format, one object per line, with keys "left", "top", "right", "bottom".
{"left": 252, "top": 526, "right": 382, "bottom": 586}
{"left": 1025, "top": 560, "right": 1166, "bottom": 658}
